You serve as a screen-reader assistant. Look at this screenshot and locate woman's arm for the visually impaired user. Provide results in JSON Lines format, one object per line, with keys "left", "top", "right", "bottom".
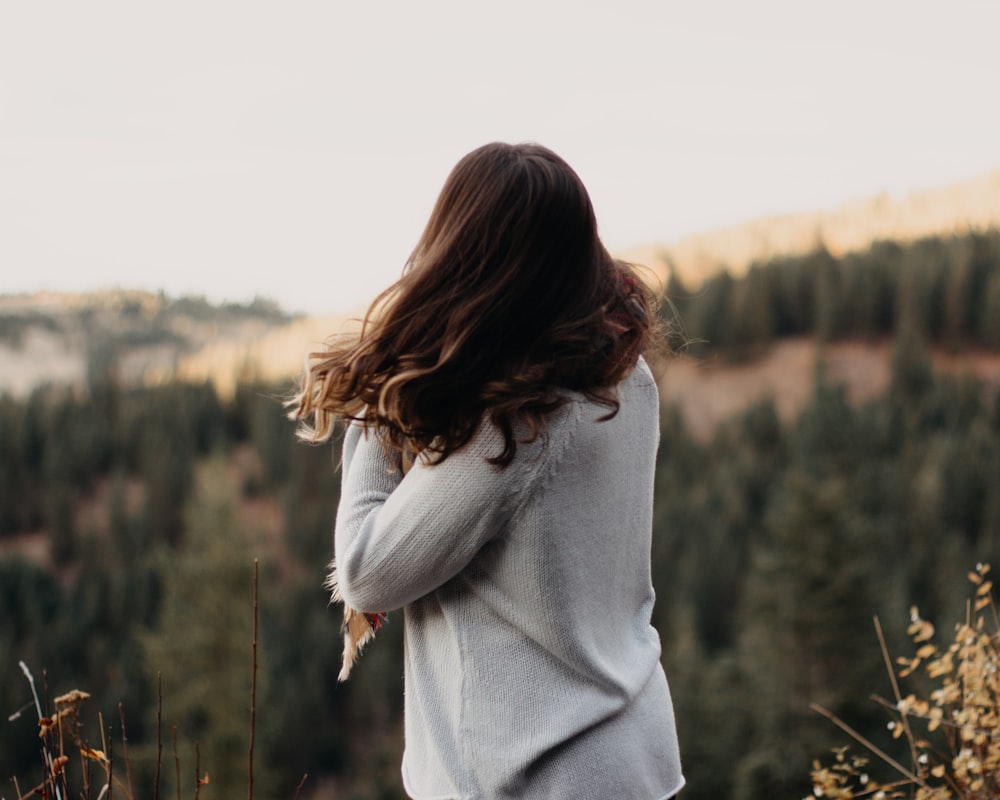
{"left": 334, "top": 421, "right": 533, "bottom": 612}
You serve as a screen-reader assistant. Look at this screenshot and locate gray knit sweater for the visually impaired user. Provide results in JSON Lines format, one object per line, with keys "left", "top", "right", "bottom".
{"left": 335, "top": 358, "right": 684, "bottom": 799}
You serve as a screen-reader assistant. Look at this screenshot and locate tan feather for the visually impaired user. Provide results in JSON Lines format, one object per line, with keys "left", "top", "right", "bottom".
{"left": 326, "top": 559, "right": 383, "bottom": 681}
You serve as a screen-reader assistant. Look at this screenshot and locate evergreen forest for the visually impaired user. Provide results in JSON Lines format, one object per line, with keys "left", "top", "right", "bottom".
{"left": 3, "top": 230, "right": 1000, "bottom": 799}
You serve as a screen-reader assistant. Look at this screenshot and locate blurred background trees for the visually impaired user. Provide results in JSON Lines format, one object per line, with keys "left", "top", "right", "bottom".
{"left": 2, "top": 230, "right": 1000, "bottom": 798}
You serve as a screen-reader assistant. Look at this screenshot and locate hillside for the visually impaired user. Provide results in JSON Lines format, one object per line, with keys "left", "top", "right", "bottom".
{"left": 659, "top": 338, "right": 1000, "bottom": 439}
{"left": 620, "top": 168, "right": 1000, "bottom": 289}
{"left": 0, "top": 290, "right": 351, "bottom": 398}
{"left": 5, "top": 215, "right": 1000, "bottom": 800}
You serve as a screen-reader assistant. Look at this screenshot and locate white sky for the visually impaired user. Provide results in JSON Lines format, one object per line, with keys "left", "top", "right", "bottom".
{"left": 2, "top": 1, "right": 998, "bottom": 315}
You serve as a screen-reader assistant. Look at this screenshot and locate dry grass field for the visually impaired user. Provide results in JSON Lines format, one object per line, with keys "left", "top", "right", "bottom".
{"left": 657, "top": 338, "right": 1000, "bottom": 439}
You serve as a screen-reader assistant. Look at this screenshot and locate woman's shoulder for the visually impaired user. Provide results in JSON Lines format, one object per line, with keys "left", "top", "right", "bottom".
{"left": 451, "top": 355, "right": 657, "bottom": 470}
{"left": 628, "top": 355, "right": 660, "bottom": 405}
{"left": 631, "top": 354, "right": 657, "bottom": 389}
{"left": 566, "top": 354, "right": 658, "bottom": 406}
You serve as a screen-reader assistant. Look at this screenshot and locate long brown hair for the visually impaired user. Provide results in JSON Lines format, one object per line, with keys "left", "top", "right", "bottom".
{"left": 289, "top": 142, "right": 658, "bottom": 465}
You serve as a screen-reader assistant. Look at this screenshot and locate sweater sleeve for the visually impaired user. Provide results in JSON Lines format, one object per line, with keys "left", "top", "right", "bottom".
{"left": 334, "top": 421, "right": 531, "bottom": 612}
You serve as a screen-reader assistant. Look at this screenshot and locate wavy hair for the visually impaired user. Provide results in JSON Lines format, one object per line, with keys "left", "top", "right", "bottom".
{"left": 289, "top": 142, "right": 659, "bottom": 466}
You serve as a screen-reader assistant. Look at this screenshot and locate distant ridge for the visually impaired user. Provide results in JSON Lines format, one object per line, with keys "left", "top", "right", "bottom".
{"left": 4, "top": 168, "right": 1000, "bottom": 399}
{"left": 164, "top": 313, "right": 358, "bottom": 398}
{"left": 619, "top": 168, "right": 1000, "bottom": 289}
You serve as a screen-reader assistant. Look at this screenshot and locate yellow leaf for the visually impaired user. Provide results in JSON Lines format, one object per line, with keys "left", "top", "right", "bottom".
{"left": 931, "top": 764, "right": 946, "bottom": 777}
{"left": 976, "top": 581, "right": 992, "bottom": 596}
{"left": 80, "top": 747, "right": 107, "bottom": 763}
{"left": 913, "top": 621, "right": 935, "bottom": 642}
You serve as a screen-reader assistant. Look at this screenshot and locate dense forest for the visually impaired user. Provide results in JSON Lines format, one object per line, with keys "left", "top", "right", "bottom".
{"left": 2, "top": 230, "right": 1000, "bottom": 799}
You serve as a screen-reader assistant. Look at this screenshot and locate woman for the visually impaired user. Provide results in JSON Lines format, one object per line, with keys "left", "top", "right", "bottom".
{"left": 290, "top": 142, "right": 684, "bottom": 799}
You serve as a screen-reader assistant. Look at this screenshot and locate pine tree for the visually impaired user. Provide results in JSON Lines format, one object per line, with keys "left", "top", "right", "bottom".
{"left": 980, "top": 268, "right": 1000, "bottom": 349}
{"left": 46, "top": 483, "right": 76, "bottom": 565}
{"left": 140, "top": 458, "right": 262, "bottom": 797}
{"left": 733, "top": 474, "right": 890, "bottom": 800}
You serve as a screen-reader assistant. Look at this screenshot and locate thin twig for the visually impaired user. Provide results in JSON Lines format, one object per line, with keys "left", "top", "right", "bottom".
{"left": 248, "top": 558, "right": 259, "bottom": 800}
{"left": 14, "top": 778, "right": 45, "bottom": 799}
{"left": 19, "top": 663, "right": 62, "bottom": 800}
{"left": 41, "top": 669, "right": 50, "bottom": 720}
{"left": 845, "top": 778, "right": 914, "bottom": 799}
{"left": 53, "top": 683, "right": 69, "bottom": 800}
{"left": 988, "top": 580, "right": 1000, "bottom": 632}
{"left": 154, "top": 673, "right": 163, "bottom": 800}
{"left": 99, "top": 712, "right": 110, "bottom": 800}
{"left": 42, "top": 670, "right": 61, "bottom": 800}
{"left": 80, "top": 728, "right": 92, "bottom": 800}
{"left": 172, "top": 726, "right": 181, "bottom": 800}
{"left": 58, "top": 747, "right": 70, "bottom": 800}
{"left": 7, "top": 700, "right": 34, "bottom": 722}
{"left": 193, "top": 744, "right": 201, "bottom": 800}
{"left": 874, "top": 615, "right": 920, "bottom": 773}
{"left": 18, "top": 663, "right": 43, "bottom": 720}
{"left": 292, "top": 774, "right": 308, "bottom": 800}
{"left": 107, "top": 721, "right": 113, "bottom": 800}
{"left": 810, "top": 703, "right": 925, "bottom": 788}
{"left": 118, "top": 704, "right": 134, "bottom": 800}
{"left": 869, "top": 694, "right": 1000, "bottom": 739}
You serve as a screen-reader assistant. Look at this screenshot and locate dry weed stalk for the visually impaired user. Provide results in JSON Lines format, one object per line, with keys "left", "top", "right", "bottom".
{"left": 10, "top": 661, "right": 185, "bottom": 800}
{"left": 811, "top": 563, "right": 1000, "bottom": 799}
{"left": 8, "top": 675, "right": 130, "bottom": 800}
{"left": 248, "top": 558, "right": 258, "bottom": 800}
{"left": 5, "top": 559, "right": 311, "bottom": 800}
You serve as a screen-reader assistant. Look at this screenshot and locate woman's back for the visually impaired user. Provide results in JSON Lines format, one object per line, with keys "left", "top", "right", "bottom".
{"left": 336, "top": 359, "right": 683, "bottom": 799}
{"left": 293, "top": 142, "right": 684, "bottom": 799}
